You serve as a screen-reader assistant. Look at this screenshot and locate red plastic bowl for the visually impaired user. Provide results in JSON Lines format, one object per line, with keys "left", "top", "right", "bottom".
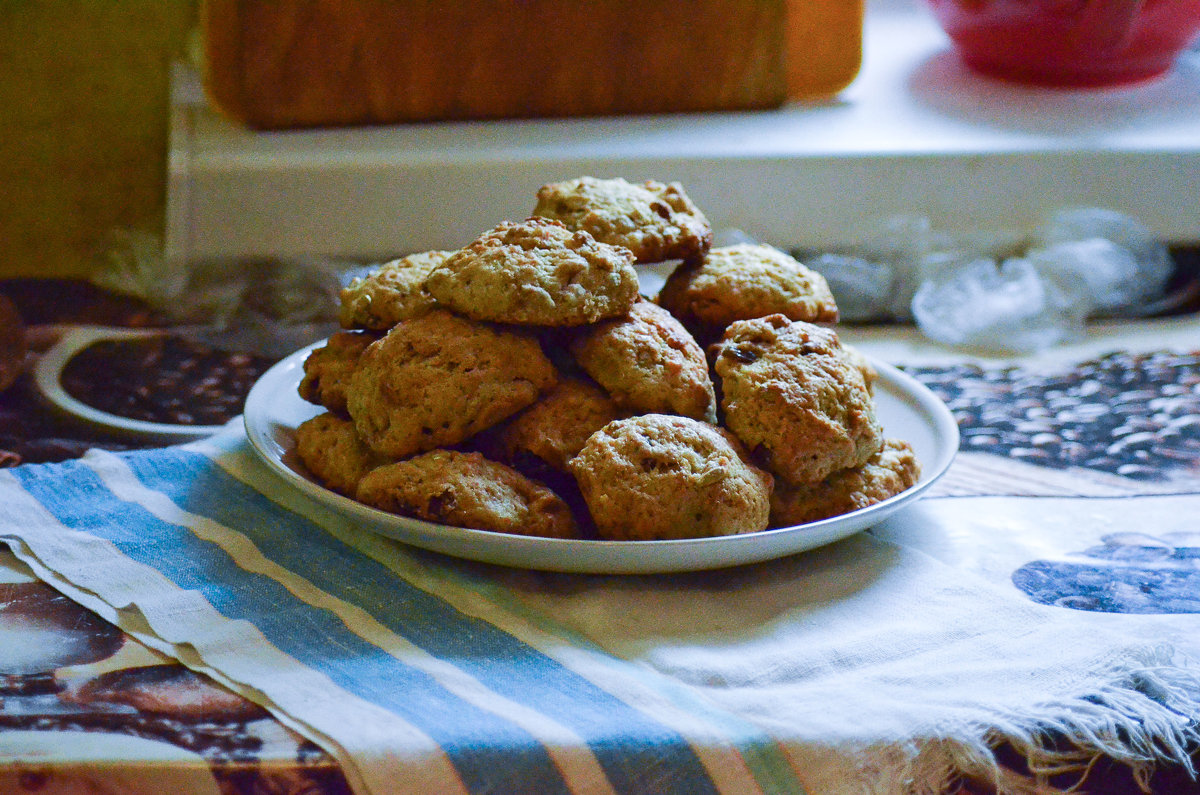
{"left": 925, "top": 0, "right": 1200, "bottom": 87}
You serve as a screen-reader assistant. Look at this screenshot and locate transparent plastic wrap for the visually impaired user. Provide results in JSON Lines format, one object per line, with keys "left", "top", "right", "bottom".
{"left": 90, "top": 229, "right": 351, "bottom": 358}
{"left": 792, "top": 207, "right": 1180, "bottom": 354}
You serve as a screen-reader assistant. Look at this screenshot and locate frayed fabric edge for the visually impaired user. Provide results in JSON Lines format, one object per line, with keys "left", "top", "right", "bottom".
{"left": 824, "top": 645, "right": 1200, "bottom": 795}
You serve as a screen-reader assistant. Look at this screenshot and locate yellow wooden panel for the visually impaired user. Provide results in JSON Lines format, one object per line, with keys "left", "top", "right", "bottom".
{"left": 0, "top": 2, "right": 196, "bottom": 279}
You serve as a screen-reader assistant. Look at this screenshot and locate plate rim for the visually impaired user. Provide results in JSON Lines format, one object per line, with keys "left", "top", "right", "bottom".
{"left": 243, "top": 343, "right": 959, "bottom": 574}
{"left": 33, "top": 325, "right": 227, "bottom": 441}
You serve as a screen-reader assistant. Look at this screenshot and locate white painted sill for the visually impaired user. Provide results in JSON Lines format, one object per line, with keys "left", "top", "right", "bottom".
{"left": 165, "top": 0, "right": 1200, "bottom": 265}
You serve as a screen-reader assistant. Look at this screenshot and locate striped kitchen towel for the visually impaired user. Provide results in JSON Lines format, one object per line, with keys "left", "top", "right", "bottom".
{"left": 2, "top": 423, "right": 1198, "bottom": 794}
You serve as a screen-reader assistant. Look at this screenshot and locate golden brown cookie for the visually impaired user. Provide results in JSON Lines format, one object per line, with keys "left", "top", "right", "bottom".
{"left": 423, "top": 217, "right": 639, "bottom": 326}
{"left": 568, "top": 299, "right": 717, "bottom": 423}
{"left": 568, "top": 414, "right": 773, "bottom": 541}
{"left": 712, "top": 315, "right": 883, "bottom": 485}
{"left": 346, "top": 309, "right": 557, "bottom": 459}
{"left": 356, "top": 449, "right": 579, "bottom": 539}
{"left": 338, "top": 250, "right": 454, "bottom": 331}
{"left": 769, "top": 439, "right": 920, "bottom": 527}
{"left": 657, "top": 244, "right": 839, "bottom": 339}
{"left": 294, "top": 412, "right": 388, "bottom": 496}
{"left": 532, "top": 176, "right": 713, "bottom": 263}
{"left": 297, "top": 331, "right": 378, "bottom": 415}
{"left": 497, "top": 376, "right": 624, "bottom": 471}
{"left": 842, "top": 343, "right": 878, "bottom": 395}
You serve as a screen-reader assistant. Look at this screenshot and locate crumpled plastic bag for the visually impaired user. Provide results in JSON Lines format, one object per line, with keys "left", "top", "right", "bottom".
{"left": 91, "top": 228, "right": 360, "bottom": 358}
{"left": 793, "top": 207, "right": 1176, "bottom": 353}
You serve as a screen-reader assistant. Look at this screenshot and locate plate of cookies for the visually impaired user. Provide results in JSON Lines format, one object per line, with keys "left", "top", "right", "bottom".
{"left": 244, "top": 177, "right": 959, "bottom": 574}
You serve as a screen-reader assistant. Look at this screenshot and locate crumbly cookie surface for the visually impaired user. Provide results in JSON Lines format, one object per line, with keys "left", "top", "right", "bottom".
{"left": 569, "top": 299, "right": 717, "bottom": 423}
{"left": 568, "top": 414, "right": 773, "bottom": 541}
{"left": 658, "top": 244, "right": 839, "bottom": 335}
{"left": 346, "top": 309, "right": 557, "bottom": 458}
{"left": 423, "top": 217, "right": 638, "bottom": 326}
{"left": 769, "top": 439, "right": 920, "bottom": 526}
{"left": 532, "top": 176, "right": 712, "bottom": 263}
{"left": 842, "top": 343, "right": 878, "bottom": 395}
{"left": 497, "top": 377, "right": 624, "bottom": 472}
{"left": 356, "top": 449, "right": 579, "bottom": 539}
{"left": 294, "top": 412, "right": 388, "bottom": 496}
{"left": 297, "top": 331, "right": 377, "bottom": 415}
{"left": 713, "top": 315, "right": 883, "bottom": 485}
{"left": 338, "top": 250, "right": 453, "bottom": 331}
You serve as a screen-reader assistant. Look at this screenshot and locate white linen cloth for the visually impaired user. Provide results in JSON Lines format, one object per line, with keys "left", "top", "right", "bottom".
{"left": 2, "top": 319, "right": 1199, "bottom": 794}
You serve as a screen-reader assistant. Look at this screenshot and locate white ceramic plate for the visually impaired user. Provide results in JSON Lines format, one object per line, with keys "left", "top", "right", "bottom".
{"left": 33, "top": 326, "right": 227, "bottom": 442}
{"left": 244, "top": 343, "right": 959, "bottom": 574}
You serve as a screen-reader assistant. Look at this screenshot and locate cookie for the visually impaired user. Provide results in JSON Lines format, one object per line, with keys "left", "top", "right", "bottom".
{"left": 532, "top": 176, "right": 713, "bottom": 264}
{"left": 338, "top": 250, "right": 453, "bottom": 330}
{"left": 568, "top": 414, "right": 773, "bottom": 541}
{"left": 356, "top": 449, "right": 579, "bottom": 539}
{"left": 568, "top": 299, "right": 717, "bottom": 423}
{"left": 657, "top": 244, "right": 839, "bottom": 339}
{"left": 712, "top": 315, "right": 883, "bottom": 485}
{"left": 297, "top": 331, "right": 377, "bottom": 415}
{"left": 769, "top": 439, "right": 920, "bottom": 526}
{"left": 423, "top": 217, "right": 639, "bottom": 326}
{"left": 497, "top": 376, "right": 624, "bottom": 471}
{"left": 346, "top": 309, "right": 557, "bottom": 458}
{"left": 842, "top": 343, "right": 878, "bottom": 395}
{"left": 294, "top": 412, "right": 388, "bottom": 496}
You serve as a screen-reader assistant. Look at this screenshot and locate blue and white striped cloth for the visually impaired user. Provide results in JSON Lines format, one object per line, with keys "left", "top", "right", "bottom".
{"left": 3, "top": 424, "right": 1198, "bottom": 794}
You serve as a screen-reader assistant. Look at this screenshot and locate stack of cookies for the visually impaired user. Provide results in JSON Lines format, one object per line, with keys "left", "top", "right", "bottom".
{"left": 294, "top": 176, "right": 919, "bottom": 542}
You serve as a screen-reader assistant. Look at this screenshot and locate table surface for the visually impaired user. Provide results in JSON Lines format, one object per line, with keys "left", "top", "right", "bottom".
{"left": 2, "top": 276, "right": 1199, "bottom": 794}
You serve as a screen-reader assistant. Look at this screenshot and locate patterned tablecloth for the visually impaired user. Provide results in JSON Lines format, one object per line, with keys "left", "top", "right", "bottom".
{"left": 1, "top": 279, "right": 1198, "bottom": 794}
{"left": 0, "top": 280, "right": 353, "bottom": 793}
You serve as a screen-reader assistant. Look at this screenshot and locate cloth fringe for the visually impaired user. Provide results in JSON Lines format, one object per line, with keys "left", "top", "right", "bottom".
{"left": 854, "top": 645, "right": 1200, "bottom": 795}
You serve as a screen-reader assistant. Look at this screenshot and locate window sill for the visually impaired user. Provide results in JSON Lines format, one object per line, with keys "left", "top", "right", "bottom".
{"left": 166, "top": 2, "right": 1200, "bottom": 263}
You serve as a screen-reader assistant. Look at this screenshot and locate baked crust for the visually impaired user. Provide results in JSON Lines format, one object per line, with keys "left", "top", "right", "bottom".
{"left": 568, "top": 414, "right": 772, "bottom": 540}
{"left": 356, "top": 449, "right": 579, "bottom": 539}
{"left": 533, "top": 176, "right": 712, "bottom": 263}
{"left": 842, "top": 342, "right": 878, "bottom": 395}
{"left": 769, "top": 439, "right": 920, "bottom": 526}
{"left": 658, "top": 244, "right": 839, "bottom": 338}
{"left": 424, "top": 217, "right": 638, "bottom": 326}
{"left": 569, "top": 299, "right": 717, "bottom": 423}
{"left": 712, "top": 315, "right": 882, "bottom": 485}
{"left": 346, "top": 309, "right": 557, "bottom": 458}
{"left": 497, "top": 376, "right": 624, "bottom": 472}
{"left": 338, "top": 250, "right": 453, "bottom": 330}
{"left": 294, "top": 412, "right": 388, "bottom": 496}
{"left": 297, "top": 331, "right": 378, "bottom": 415}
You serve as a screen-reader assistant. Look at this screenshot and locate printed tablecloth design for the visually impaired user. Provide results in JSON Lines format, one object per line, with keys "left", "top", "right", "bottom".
{"left": 2, "top": 346, "right": 1199, "bottom": 795}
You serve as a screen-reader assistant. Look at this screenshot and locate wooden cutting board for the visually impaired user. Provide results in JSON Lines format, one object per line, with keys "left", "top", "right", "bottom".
{"left": 201, "top": 0, "right": 789, "bottom": 128}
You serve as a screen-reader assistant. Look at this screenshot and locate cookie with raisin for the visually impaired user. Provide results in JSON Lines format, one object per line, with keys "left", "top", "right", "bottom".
{"left": 658, "top": 244, "right": 838, "bottom": 343}
{"left": 424, "top": 217, "right": 638, "bottom": 326}
{"left": 346, "top": 309, "right": 557, "bottom": 458}
{"left": 769, "top": 439, "right": 919, "bottom": 526}
{"left": 532, "top": 176, "right": 712, "bottom": 263}
{"left": 569, "top": 299, "right": 717, "bottom": 423}
{"left": 294, "top": 412, "right": 389, "bottom": 496}
{"left": 298, "top": 331, "right": 377, "bottom": 415}
{"left": 496, "top": 376, "right": 625, "bottom": 472}
{"left": 338, "top": 250, "right": 453, "bottom": 331}
{"left": 356, "top": 449, "right": 579, "bottom": 539}
{"left": 712, "top": 315, "right": 882, "bottom": 485}
{"left": 568, "top": 414, "right": 772, "bottom": 541}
